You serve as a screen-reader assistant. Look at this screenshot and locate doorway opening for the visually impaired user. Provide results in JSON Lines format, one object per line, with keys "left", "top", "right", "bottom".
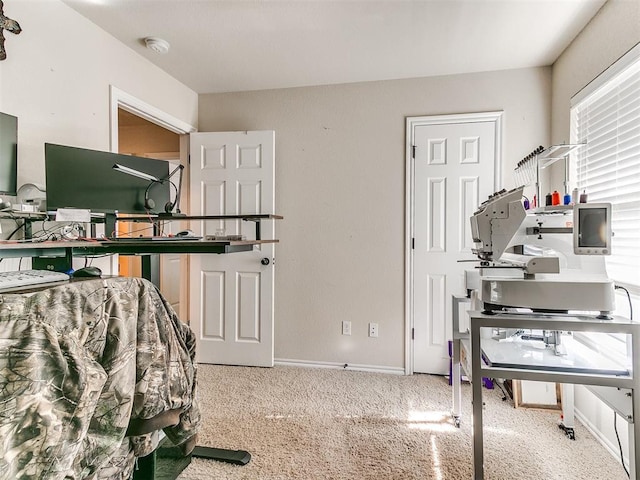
{"left": 109, "top": 86, "right": 196, "bottom": 316}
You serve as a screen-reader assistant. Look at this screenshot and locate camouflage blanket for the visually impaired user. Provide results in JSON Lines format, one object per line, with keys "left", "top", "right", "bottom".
{"left": 0, "top": 277, "right": 200, "bottom": 480}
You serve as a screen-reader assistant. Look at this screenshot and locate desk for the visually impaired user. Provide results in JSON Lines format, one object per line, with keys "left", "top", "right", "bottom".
{"left": 0, "top": 238, "right": 276, "bottom": 256}
{"left": 0, "top": 236, "right": 280, "bottom": 478}
{"left": 468, "top": 311, "right": 639, "bottom": 480}
{"left": 0, "top": 238, "right": 277, "bottom": 286}
{"left": 16, "top": 212, "right": 281, "bottom": 283}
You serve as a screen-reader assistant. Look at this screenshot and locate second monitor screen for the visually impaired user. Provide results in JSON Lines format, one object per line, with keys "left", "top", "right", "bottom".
{"left": 45, "top": 143, "right": 170, "bottom": 215}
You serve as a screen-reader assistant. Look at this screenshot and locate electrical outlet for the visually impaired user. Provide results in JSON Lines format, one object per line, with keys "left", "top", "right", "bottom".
{"left": 369, "top": 322, "right": 378, "bottom": 337}
{"left": 342, "top": 320, "right": 351, "bottom": 336}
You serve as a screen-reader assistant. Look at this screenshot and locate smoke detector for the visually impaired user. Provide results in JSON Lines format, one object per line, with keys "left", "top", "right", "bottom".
{"left": 144, "top": 37, "right": 170, "bottom": 54}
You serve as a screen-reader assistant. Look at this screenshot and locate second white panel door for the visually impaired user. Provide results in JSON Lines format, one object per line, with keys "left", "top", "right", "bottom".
{"left": 412, "top": 118, "right": 498, "bottom": 374}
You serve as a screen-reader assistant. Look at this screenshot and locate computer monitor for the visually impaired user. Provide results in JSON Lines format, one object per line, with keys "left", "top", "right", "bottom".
{"left": 0, "top": 112, "right": 18, "bottom": 196}
{"left": 45, "top": 143, "right": 170, "bottom": 215}
{"left": 573, "top": 203, "right": 612, "bottom": 255}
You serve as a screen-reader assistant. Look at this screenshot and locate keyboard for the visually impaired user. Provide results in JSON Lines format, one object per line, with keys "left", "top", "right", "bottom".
{"left": 0, "top": 269, "right": 71, "bottom": 292}
{"left": 107, "top": 236, "right": 202, "bottom": 242}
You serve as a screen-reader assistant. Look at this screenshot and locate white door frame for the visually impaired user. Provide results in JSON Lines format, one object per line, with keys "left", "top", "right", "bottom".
{"left": 405, "top": 112, "right": 502, "bottom": 375}
{"left": 109, "top": 86, "right": 196, "bottom": 142}
{"left": 108, "top": 86, "right": 197, "bottom": 309}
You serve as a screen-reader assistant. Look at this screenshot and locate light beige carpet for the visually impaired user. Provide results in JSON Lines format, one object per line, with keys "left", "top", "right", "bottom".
{"left": 178, "top": 365, "right": 627, "bottom": 480}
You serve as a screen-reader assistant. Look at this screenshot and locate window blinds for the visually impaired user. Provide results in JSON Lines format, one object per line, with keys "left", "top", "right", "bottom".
{"left": 571, "top": 46, "right": 640, "bottom": 290}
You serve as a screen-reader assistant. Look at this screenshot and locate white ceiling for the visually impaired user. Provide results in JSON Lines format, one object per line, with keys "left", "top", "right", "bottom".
{"left": 61, "top": 0, "right": 607, "bottom": 94}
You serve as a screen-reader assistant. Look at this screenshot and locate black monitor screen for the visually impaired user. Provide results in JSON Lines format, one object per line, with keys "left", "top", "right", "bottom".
{"left": 45, "top": 143, "right": 170, "bottom": 215}
{"left": 0, "top": 112, "right": 18, "bottom": 196}
{"left": 578, "top": 207, "right": 607, "bottom": 248}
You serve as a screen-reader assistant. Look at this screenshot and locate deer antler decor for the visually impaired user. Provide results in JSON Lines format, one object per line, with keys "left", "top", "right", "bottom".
{"left": 0, "top": 0, "right": 21, "bottom": 61}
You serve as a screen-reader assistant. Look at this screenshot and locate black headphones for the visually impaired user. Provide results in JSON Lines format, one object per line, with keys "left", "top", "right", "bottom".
{"left": 144, "top": 181, "right": 179, "bottom": 213}
{"left": 0, "top": 199, "right": 11, "bottom": 211}
{"left": 144, "top": 182, "right": 157, "bottom": 210}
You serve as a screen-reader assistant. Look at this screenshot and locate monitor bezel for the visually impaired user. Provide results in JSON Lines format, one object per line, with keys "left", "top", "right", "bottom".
{"left": 0, "top": 112, "right": 18, "bottom": 197}
{"left": 573, "top": 202, "right": 612, "bottom": 255}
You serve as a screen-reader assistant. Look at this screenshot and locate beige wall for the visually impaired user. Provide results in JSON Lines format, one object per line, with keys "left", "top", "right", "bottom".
{"left": 550, "top": 0, "right": 640, "bottom": 189}
{"left": 0, "top": 0, "right": 197, "bottom": 190}
{"left": 199, "top": 67, "right": 551, "bottom": 369}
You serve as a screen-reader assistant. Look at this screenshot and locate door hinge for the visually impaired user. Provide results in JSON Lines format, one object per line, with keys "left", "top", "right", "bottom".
{"left": 412, "top": 238, "right": 415, "bottom": 249}
{"left": 411, "top": 328, "right": 415, "bottom": 340}
{"left": 412, "top": 145, "right": 416, "bottom": 159}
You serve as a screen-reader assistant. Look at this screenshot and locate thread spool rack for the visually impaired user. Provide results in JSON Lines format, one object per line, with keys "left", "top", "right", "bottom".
{"left": 513, "top": 143, "right": 585, "bottom": 208}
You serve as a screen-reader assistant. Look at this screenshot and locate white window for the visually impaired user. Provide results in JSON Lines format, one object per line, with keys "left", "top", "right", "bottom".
{"left": 571, "top": 43, "right": 640, "bottom": 294}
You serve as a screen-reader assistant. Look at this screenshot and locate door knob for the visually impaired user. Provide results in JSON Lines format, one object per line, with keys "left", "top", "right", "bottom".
{"left": 261, "top": 257, "right": 270, "bottom": 265}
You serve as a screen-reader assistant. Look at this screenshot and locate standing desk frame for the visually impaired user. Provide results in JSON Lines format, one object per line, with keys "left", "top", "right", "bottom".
{"left": 0, "top": 223, "right": 280, "bottom": 478}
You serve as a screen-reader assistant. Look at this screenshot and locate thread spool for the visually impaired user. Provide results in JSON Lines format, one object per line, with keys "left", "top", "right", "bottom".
{"left": 552, "top": 191, "right": 560, "bottom": 206}
{"left": 580, "top": 191, "right": 588, "bottom": 203}
{"left": 545, "top": 192, "right": 552, "bottom": 206}
{"left": 563, "top": 193, "right": 571, "bottom": 205}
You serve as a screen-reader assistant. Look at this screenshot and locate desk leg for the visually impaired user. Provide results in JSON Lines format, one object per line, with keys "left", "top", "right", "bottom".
{"left": 132, "top": 434, "right": 251, "bottom": 479}
{"left": 559, "top": 384, "right": 575, "bottom": 440}
{"left": 141, "top": 255, "right": 160, "bottom": 287}
{"left": 632, "top": 390, "right": 639, "bottom": 478}
{"left": 630, "top": 406, "right": 636, "bottom": 480}
{"left": 134, "top": 452, "right": 156, "bottom": 479}
{"left": 136, "top": 259, "right": 251, "bottom": 477}
{"left": 633, "top": 324, "right": 640, "bottom": 479}
{"left": 451, "top": 295, "right": 469, "bottom": 428}
{"left": 191, "top": 446, "right": 251, "bottom": 465}
{"left": 452, "top": 338, "right": 462, "bottom": 428}
{"left": 471, "top": 320, "right": 484, "bottom": 480}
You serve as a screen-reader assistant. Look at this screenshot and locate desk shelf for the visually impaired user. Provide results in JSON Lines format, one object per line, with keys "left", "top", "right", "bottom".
{"left": 115, "top": 214, "right": 282, "bottom": 241}
{"left": 480, "top": 334, "right": 630, "bottom": 377}
{"left": 15, "top": 213, "right": 282, "bottom": 243}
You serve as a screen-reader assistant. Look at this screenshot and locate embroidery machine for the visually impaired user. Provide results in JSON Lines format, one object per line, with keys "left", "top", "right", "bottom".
{"left": 467, "top": 185, "right": 615, "bottom": 325}
{"left": 456, "top": 185, "right": 620, "bottom": 442}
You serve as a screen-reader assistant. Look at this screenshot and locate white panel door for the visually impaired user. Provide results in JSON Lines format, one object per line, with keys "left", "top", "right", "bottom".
{"left": 189, "top": 131, "right": 275, "bottom": 367}
{"left": 411, "top": 117, "right": 498, "bottom": 374}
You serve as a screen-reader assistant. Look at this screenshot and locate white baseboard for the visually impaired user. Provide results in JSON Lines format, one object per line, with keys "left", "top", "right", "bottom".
{"left": 575, "top": 407, "right": 629, "bottom": 471}
{"left": 275, "top": 358, "right": 406, "bottom": 375}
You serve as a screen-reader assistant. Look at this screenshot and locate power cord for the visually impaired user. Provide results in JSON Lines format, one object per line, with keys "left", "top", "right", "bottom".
{"left": 614, "top": 410, "right": 630, "bottom": 477}
{"left": 6, "top": 220, "right": 26, "bottom": 240}
{"left": 613, "top": 284, "right": 632, "bottom": 477}
{"left": 493, "top": 378, "right": 509, "bottom": 401}
{"left": 614, "top": 285, "right": 633, "bottom": 321}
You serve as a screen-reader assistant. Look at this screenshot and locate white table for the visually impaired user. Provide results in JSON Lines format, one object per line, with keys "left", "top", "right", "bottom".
{"left": 468, "top": 310, "right": 639, "bottom": 479}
